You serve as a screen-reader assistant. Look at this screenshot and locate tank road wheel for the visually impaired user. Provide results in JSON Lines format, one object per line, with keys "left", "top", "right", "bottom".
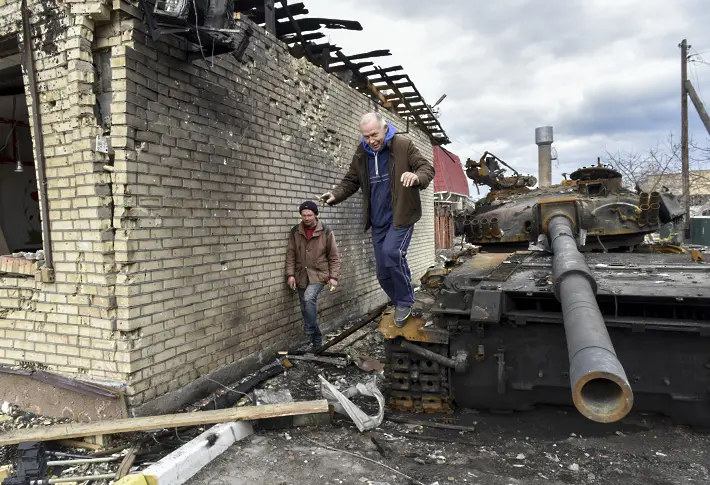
{"left": 384, "top": 339, "right": 454, "bottom": 413}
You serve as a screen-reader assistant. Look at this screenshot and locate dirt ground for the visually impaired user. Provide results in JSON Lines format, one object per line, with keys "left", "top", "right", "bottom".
{"left": 185, "top": 322, "right": 710, "bottom": 485}
{"left": 2, "top": 316, "right": 709, "bottom": 485}
{"left": 185, "top": 407, "right": 710, "bottom": 485}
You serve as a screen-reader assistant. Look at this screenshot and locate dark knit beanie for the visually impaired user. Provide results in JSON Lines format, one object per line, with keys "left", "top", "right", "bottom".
{"left": 299, "top": 200, "right": 319, "bottom": 215}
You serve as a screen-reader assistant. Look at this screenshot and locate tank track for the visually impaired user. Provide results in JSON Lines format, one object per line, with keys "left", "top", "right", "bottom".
{"left": 384, "top": 340, "right": 454, "bottom": 413}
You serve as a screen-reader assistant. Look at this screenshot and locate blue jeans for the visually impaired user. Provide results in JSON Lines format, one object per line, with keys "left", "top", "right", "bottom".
{"left": 298, "top": 283, "right": 324, "bottom": 346}
{"left": 371, "top": 224, "right": 415, "bottom": 307}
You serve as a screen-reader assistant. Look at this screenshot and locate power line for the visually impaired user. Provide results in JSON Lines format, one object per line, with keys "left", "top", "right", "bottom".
{"left": 689, "top": 59, "right": 708, "bottom": 107}
{"left": 689, "top": 48, "right": 710, "bottom": 66}
{"left": 447, "top": 135, "right": 483, "bottom": 157}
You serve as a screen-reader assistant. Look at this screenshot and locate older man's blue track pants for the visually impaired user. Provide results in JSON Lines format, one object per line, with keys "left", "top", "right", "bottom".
{"left": 371, "top": 224, "right": 415, "bottom": 307}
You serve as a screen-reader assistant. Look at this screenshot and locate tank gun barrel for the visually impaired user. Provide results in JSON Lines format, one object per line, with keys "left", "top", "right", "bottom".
{"left": 548, "top": 216, "right": 634, "bottom": 423}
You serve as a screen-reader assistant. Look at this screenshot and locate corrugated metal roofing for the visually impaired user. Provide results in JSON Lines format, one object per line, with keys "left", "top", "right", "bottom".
{"left": 433, "top": 146, "right": 469, "bottom": 196}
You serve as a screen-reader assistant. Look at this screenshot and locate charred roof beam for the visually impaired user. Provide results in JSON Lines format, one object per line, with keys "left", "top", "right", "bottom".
{"left": 328, "top": 49, "right": 390, "bottom": 63}
{"left": 242, "top": 1, "right": 308, "bottom": 25}
{"left": 282, "top": 32, "right": 324, "bottom": 44}
{"left": 334, "top": 50, "right": 387, "bottom": 106}
{"left": 279, "top": 0, "right": 312, "bottom": 62}
{"left": 275, "top": 17, "right": 362, "bottom": 37}
{"left": 373, "top": 67, "right": 449, "bottom": 145}
{"left": 329, "top": 61, "right": 373, "bottom": 72}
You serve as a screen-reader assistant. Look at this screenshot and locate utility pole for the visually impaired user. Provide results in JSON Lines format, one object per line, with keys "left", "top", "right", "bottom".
{"left": 686, "top": 80, "right": 710, "bottom": 136}
{"left": 680, "top": 39, "right": 690, "bottom": 238}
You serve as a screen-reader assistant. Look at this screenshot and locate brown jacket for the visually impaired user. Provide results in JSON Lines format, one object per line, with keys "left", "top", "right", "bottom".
{"left": 286, "top": 221, "right": 341, "bottom": 289}
{"left": 330, "top": 134, "right": 435, "bottom": 231}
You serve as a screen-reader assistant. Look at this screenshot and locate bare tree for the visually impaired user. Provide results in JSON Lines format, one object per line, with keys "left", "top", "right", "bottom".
{"left": 603, "top": 134, "right": 710, "bottom": 202}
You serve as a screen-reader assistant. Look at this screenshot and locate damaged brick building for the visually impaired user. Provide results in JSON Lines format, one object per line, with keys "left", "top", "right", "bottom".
{"left": 0, "top": 0, "right": 450, "bottom": 416}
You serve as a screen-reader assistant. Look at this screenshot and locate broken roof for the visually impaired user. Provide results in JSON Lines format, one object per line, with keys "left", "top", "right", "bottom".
{"left": 142, "top": 0, "right": 449, "bottom": 145}
{"left": 239, "top": 1, "right": 450, "bottom": 145}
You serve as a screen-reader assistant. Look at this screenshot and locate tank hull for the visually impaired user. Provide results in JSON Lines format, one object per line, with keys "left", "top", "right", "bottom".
{"left": 381, "top": 251, "right": 710, "bottom": 426}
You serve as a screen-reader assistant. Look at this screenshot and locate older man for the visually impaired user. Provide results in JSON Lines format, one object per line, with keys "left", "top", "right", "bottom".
{"left": 321, "top": 112, "right": 434, "bottom": 326}
{"left": 286, "top": 200, "right": 340, "bottom": 348}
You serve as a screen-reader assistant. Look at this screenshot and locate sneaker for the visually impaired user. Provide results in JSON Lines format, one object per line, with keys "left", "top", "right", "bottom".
{"left": 394, "top": 306, "right": 411, "bottom": 327}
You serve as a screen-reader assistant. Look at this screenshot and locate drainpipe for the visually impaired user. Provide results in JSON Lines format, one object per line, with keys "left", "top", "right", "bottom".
{"left": 535, "top": 126, "right": 553, "bottom": 188}
{"left": 21, "top": 0, "right": 54, "bottom": 275}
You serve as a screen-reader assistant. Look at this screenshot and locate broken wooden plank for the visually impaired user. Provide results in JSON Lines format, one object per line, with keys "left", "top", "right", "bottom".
{"left": 329, "top": 49, "right": 391, "bottom": 63}
{"left": 91, "top": 444, "right": 131, "bottom": 457}
{"left": 329, "top": 61, "right": 374, "bottom": 72}
{"left": 361, "top": 65, "right": 403, "bottom": 76}
{"left": 367, "top": 73, "right": 409, "bottom": 83}
{"left": 114, "top": 444, "right": 139, "bottom": 479}
{"left": 384, "top": 92, "right": 419, "bottom": 101}
{"left": 55, "top": 439, "right": 103, "bottom": 451}
{"left": 0, "top": 400, "right": 329, "bottom": 445}
{"left": 282, "top": 32, "right": 324, "bottom": 44}
{"left": 276, "top": 18, "right": 363, "bottom": 37}
{"left": 333, "top": 50, "right": 387, "bottom": 106}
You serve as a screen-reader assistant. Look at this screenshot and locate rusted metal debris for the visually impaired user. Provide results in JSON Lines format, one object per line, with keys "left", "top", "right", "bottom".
{"left": 283, "top": 354, "right": 349, "bottom": 367}
{"left": 313, "top": 304, "right": 387, "bottom": 355}
{"left": 386, "top": 415, "right": 476, "bottom": 433}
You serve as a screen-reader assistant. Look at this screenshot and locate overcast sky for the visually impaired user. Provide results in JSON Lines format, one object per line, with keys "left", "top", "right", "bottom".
{"left": 301, "top": 0, "right": 710, "bottom": 192}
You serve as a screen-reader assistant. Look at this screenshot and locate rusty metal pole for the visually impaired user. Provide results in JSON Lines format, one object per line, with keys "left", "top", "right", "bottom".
{"left": 22, "top": 0, "right": 53, "bottom": 275}
{"left": 680, "top": 39, "right": 690, "bottom": 238}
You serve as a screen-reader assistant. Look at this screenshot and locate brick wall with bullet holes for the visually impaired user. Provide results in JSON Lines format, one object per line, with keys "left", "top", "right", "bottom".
{"left": 0, "top": 0, "right": 435, "bottom": 410}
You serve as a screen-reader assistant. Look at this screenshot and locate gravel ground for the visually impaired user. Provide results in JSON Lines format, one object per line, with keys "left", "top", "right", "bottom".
{"left": 185, "top": 320, "right": 710, "bottom": 485}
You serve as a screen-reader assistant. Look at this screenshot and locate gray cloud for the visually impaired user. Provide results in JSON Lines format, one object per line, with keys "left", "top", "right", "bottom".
{"left": 302, "top": 0, "right": 710, "bottom": 189}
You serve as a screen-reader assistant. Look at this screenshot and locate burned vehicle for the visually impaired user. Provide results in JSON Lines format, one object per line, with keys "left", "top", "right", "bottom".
{"left": 379, "top": 152, "right": 710, "bottom": 426}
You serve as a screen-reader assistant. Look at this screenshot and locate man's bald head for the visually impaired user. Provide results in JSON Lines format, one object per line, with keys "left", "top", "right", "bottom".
{"left": 360, "top": 112, "right": 388, "bottom": 151}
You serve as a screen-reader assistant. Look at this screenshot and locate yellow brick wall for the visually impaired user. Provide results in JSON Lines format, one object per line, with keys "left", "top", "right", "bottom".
{"left": 0, "top": 0, "right": 129, "bottom": 382}
{"left": 0, "top": 0, "right": 437, "bottom": 410}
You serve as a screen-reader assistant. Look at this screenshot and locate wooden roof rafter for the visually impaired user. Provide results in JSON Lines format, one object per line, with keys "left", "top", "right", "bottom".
{"left": 232, "top": 1, "right": 449, "bottom": 144}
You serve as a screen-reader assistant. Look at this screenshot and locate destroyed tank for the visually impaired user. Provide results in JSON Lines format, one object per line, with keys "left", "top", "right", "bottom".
{"left": 378, "top": 152, "right": 710, "bottom": 426}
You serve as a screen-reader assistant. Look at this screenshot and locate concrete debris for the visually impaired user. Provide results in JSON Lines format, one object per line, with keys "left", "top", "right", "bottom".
{"left": 9, "top": 250, "right": 45, "bottom": 261}
{"left": 353, "top": 356, "right": 385, "bottom": 374}
{"left": 319, "top": 375, "right": 384, "bottom": 432}
{"left": 253, "top": 389, "right": 294, "bottom": 405}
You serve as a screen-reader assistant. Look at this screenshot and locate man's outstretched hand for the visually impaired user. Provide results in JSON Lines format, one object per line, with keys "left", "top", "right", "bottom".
{"left": 401, "top": 172, "right": 420, "bottom": 187}
{"left": 320, "top": 191, "right": 336, "bottom": 204}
